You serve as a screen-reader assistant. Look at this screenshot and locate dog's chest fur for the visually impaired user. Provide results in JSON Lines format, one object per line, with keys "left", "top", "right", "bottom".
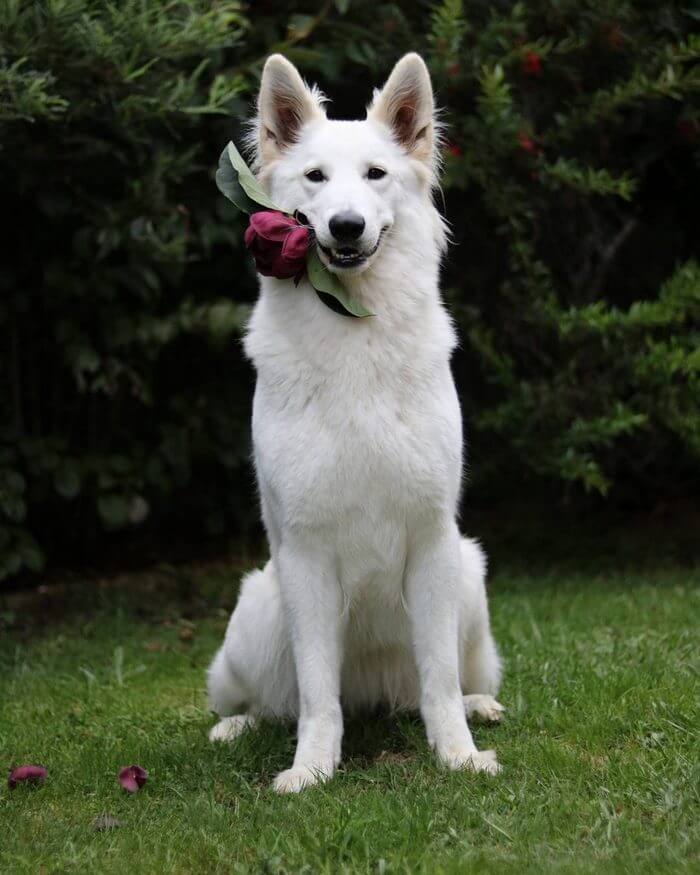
{"left": 244, "top": 268, "right": 463, "bottom": 598}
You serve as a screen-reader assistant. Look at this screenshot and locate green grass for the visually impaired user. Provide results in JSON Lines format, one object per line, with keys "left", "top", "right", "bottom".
{"left": 1, "top": 557, "right": 698, "bottom": 873}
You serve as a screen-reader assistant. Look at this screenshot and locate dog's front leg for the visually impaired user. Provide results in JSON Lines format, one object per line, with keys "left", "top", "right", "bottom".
{"left": 405, "top": 521, "right": 500, "bottom": 775}
{"left": 273, "top": 539, "right": 344, "bottom": 793}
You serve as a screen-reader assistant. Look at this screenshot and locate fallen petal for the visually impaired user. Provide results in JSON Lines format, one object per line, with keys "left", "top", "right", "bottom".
{"left": 118, "top": 764, "right": 148, "bottom": 793}
{"left": 8, "top": 765, "right": 47, "bottom": 789}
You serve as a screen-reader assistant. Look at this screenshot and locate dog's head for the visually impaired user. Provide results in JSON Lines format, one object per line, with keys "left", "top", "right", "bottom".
{"left": 251, "top": 53, "right": 441, "bottom": 276}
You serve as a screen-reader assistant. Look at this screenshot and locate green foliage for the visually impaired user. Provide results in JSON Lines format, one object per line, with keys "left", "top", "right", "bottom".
{"left": 0, "top": 0, "right": 256, "bottom": 579}
{"left": 1, "top": 0, "right": 698, "bottom": 580}
{"left": 423, "top": 1, "right": 699, "bottom": 498}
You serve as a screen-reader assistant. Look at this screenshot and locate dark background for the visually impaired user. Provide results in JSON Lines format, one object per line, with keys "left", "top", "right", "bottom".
{"left": 1, "top": 0, "right": 698, "bottom": 582}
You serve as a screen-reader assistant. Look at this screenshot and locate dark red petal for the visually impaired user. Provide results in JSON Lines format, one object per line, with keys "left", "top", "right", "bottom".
{"left": 269, "top": 252, "right": 304, "bottom": 279}
{"left": 8, "top": 765, "right": 47, "bottom": 789}
{"left": 118, "top": 765, "right": 148, "bottom": 793}
{"left": 248, "top": 210, "right": 298, "bottom": 242}
{"left": 244, "top": 223, "right": 258, "bottom": 248}
{"left": 281, "top": 226, "right": 310, "bottom": 261}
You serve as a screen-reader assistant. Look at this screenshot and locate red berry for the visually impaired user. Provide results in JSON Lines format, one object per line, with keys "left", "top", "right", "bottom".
{"left": 444, "top": 143, "right": 462, "bottom": 158}
{"left": 517, "top": 132, "right": 537, "bottom": 153}
{"left": 521, "top": 52, "right": 542, "bottom": 76}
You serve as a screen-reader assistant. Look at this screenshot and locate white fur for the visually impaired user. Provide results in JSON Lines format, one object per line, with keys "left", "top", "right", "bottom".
{"left": 208, "top": 54, "right": 503, "bottom": 793}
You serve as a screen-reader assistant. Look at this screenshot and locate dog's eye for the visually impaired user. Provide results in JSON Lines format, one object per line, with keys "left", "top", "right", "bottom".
{"left": 367, "top": 167, "right": 387, "bottom": 180}
{"left": 305, "top": 169, "right": 326, "bottom": 183}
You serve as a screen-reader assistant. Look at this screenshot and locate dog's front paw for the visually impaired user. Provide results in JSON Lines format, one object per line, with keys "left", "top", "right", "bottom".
{"left": 272, "top": 765, "right": 332, "bottom": 794}
{"left": 272, "top": 766, "right": 333, "bottom": 793}
{"left": 463, "top": 694, "right": 506, "bottom": 724}
{"left": 439, "top": 746, "right": 501, "bottom": 775}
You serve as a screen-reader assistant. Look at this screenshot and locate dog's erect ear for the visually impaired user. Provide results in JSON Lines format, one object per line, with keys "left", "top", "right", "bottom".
{"left": 257, "top": 55, "right": 324, "bottom": 162}
{"left": 368, "top": 54, "right": 436, "bottom": 166}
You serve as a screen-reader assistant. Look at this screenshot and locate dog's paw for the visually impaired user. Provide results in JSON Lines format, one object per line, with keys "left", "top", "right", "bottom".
{"left": 208, "top": 714, "right": 255, "bottom": 743}
{"left": 272, "top": 765, "right": 331, "bottom": 794}
{"left": 439, "top": 746, "right": 501, "bottom": 775}
{"left": 463, "top": 694, "right": 506, "bottom": 724}
{"left": 466, "top": 749, "right": 501, "bottom": 775}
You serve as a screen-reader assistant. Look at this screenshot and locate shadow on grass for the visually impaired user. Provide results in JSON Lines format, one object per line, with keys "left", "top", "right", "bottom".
{"left": 153, "top": 710, "right": 430, "bottom": 795}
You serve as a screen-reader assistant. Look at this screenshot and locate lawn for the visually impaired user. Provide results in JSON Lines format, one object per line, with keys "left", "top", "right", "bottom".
{"left": 1, "top": 545, "right": 698, "bottom": 873}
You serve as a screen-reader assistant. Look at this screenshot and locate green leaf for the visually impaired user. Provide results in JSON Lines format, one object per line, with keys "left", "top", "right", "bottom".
{"left": 98, "top": 494, "right": 130, "bottom": 528}
{"left": 215, "top": 146, "right": 259, "bottom": 214}
{"left": 54, "top": 462, "right": 81, "bottom": 499}
{"left": 21, "top": 539, "right": 44, "bottom": 573}
{"left": 334, "top": 0, "right": 351, "bottom": 12}
{"left": 216, "top": 141, "right": 280, "bottom": 213}
{"left": 288, "top": 14, "right": 316, "bottom": 39}
{"left": 306, "top": 248, "right": 374, "bottom": 318}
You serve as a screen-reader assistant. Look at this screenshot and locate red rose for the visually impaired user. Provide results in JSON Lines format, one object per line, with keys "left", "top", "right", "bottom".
{"left": 521, "top": 52, "right": 542, "bottom": 76}
{"left": 244, "top": 211, "right": 310, "bottom": 281}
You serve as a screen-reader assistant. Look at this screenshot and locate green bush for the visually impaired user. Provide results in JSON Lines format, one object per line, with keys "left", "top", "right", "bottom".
{"left": 1, "top": 1, "right": 698, "bottom": 580}
{"left": 0, "top": 0, "right": 258, "bottom": 578}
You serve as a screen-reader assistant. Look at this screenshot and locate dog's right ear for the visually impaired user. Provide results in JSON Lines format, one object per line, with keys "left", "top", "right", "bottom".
{"left": 256, "top": 55, "right": 324, "bottom": 164}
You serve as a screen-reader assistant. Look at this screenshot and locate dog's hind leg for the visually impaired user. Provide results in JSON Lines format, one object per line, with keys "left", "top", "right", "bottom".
{"left": 462, "top": 629, "right": 502, "bottom": 697}
{"left": 459, "top": 538, "right": 505, "bottom": 723}
{"left": 209, "top": 713, "right": 257, "bottom": 742}
{"left": 207, "top": 646, "right": 247, "bottom": 716}
{"left": 207, "top": 562, "right": 298, "bottom": 746}
{"left": 207, "top": 647, "right": 256, "bottom": 742}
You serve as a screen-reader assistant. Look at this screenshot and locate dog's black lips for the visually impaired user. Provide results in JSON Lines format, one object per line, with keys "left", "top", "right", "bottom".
{"left": 318, "top": 227, "right": 388, "bottom": 268}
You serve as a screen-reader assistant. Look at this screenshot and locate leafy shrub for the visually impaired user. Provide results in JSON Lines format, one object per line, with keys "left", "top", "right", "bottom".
{"left": 0, "top": 0, "right": 256, "bottom": 578}
{"left": 1, "top": 0, "right": 698, "bottom": 580}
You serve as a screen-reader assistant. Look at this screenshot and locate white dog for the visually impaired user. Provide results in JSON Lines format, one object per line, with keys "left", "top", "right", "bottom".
{"left": 207, "top": 53, "right": 504, "bottom": 793}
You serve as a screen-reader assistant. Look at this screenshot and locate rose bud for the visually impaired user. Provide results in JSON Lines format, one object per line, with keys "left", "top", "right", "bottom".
{"left": 244, "top": 211, "right": 311, "bottom": 281}
{"left": 8, "top": 765, "right": 47, "bottom": 789}
{"left": 118, "top": 764, "right": 148, "bottom": 793}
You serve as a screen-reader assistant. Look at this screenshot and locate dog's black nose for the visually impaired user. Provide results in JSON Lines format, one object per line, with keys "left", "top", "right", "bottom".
{"left": 329, "top": 211, "right": 365, "bottom": 242}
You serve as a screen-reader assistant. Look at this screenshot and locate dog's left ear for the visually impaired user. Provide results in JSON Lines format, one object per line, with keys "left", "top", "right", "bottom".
{"left": 368, "top": 54, "right": 436, "bottom": 167}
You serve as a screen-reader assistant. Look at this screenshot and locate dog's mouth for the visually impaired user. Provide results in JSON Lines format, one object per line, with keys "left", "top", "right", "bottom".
{"left": 318, "top": 244, "right": 370, "bottom": 268}
{"left": 316, "top": 227, "right": 389, "bottom": 271}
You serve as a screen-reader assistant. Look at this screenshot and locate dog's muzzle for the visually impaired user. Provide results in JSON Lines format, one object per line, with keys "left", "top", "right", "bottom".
{"left": 317, "top": 226, "right": 389, "bottom": 270}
